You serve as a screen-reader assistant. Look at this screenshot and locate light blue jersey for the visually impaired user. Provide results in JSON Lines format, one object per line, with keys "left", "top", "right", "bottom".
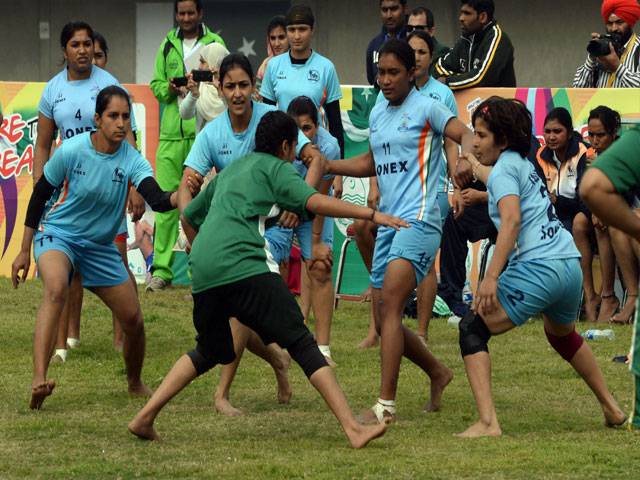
{"left": 41, "top": 133, "right": 153, "bottom": 244}
{"left": 487, "top": 150, "right": 580, "bottom": 263}
{"left": 184, "top": 102, "right": 309, "bottom": 176}
{"left": 292, "top": 126, "right": 340, "bottom": 180}
{"left": 260, "top": 51, "right": 342, "bottom": 128}
{"left": 369, "top": 87, "right": 454, "bottom": 227}
{"left": 39, "top": 66, "right": 136, "bottom": 140}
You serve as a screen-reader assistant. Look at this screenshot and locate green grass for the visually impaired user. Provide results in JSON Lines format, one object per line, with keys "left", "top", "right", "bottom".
{"left": 1, "top": 278, "right": 639, "bottom": 479}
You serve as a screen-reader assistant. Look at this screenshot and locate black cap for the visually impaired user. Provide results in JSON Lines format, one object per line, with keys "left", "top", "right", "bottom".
{"left": 285, "top": 5, "right": 314, "bottom": 27}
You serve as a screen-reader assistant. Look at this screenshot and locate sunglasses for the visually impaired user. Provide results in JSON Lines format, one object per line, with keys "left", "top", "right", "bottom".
{"left": 407, "top": 25, "right": 428, "bottom": 32}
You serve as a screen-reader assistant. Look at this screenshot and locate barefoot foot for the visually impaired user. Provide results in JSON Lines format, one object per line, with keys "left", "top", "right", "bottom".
{"left": 214, "top": 396, "right": 243, "bottom": 416}
{"left": 128, "top": 415, "right": 160, "bottom": 441}
{"left": 597, "top": 295, "right": 619, "bottom": 323}
{"left": 604, "top": 406, "right": 627, "bottom": 428}
{"left": 455, "top": 420, "right": 502, "bottom": 438}
{"left": 424, "top": 367, "right": 454, "bottom": 412}
{"left": 346, "top": 422, "right": 388, "bottom": 449}
{"left": 356, "top": 407, "right": 396, "bottom": 425}
{"left": 357, "top": 335, "right": 379, "bottom": 349}
{"left": 128, "top": 382, "right": 153, "bottom": 397}
{"left": 30, "top": 380, "right": 56, "bottom": 410}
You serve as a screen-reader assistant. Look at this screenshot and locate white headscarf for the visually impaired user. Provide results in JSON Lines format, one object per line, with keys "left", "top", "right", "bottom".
{"left": 197, "top": 43, "right": 229, "bottom": 123}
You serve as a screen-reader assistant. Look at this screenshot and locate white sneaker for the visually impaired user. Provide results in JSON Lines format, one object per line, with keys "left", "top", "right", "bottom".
{"left": 146, "top": 276, "right": 169, "bottom": 292}
{"left": 66, "top": 337, "right": 80, "bottom": 349}
{"left": 447, "top": 315, "right": 462, "bottom": 327}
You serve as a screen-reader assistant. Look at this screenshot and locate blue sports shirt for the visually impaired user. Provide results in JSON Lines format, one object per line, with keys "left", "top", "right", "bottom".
{"left": 39, "top": 65, "right": 136, "bottom": 141}
{"left": 292, "top": 126, "right": 340, "bottom": 180}
{"left": 184, "top": 102, "right": 310, "bottom": 175}
{"left": 487, "top": 150, "right": 580, "bottom": 263}
{"left": 369, "top": 88, "right": 454, "bottom": 227}
{"left": 41, "top": 132, "right": 153, "bottom": 244}
{"left": 260, "top": 51, "right": 342, "bottom": 127}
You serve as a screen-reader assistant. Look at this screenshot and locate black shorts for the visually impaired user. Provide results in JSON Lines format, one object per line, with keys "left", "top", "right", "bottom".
{"left": 191, "top": 272, "right": 310, "bottom": 365}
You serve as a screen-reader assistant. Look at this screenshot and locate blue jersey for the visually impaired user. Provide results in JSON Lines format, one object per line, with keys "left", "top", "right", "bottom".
{"left": 184, "top": 102, "right": 310, "bottom": 175}
{"left": 369, "top": 88, "right": 454, "bottom": 226}
{"left": 41, "top": 133, "right": 153, "bottom": 244}
{"left": 292, "top": 126, "right": 340, "bottom": 180}
{"left": 376, "top": 79, "right": 458, "bottom": 194}
{"left": 260, "top": 51, "right": 342, "bottom": 128}
{"left": 487, "top": 150, "right": 580, "bottom": 263}
{"left": 39, "top": 66, "right": 136, "bottom": 141}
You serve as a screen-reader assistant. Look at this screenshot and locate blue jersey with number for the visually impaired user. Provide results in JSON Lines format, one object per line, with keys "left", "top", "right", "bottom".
{"left": 487, "top": 150, "right": 580, "bottom": 263}
{"left": 369, "top": 88, "right": 454, "bottom": 226}
{"left": 260, "top": 51, "right": 342, "bottom": 128}
{"left": 39, "top": 66, "right": 136, "bottom": 141}
{"left": 292, "top": 126, "right": 339, "bottom": 180}
{"left": 184, "top": 102, "right": 309, "bottom": 175}
{"left": 40, "top": 133, "right": 153, "bottom": 244}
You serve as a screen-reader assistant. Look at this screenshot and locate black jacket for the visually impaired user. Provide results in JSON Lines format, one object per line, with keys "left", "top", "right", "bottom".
{"left": 365, "top": 26, "right": 407, "bottom": 86}
{"left": 435, "top": 21, "right": 515, "bottom": 90}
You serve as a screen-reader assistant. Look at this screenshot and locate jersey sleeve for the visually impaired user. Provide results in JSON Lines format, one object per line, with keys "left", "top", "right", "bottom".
{"left": 183, "top": 176, "right": 217, "bottom": 228}
{"left": 593, "top": 128, "right": 640, "bottom": 194}
{"left": 272, "top": 162, "right": 317, "bottom": 220}
{"left": 426, "top": 98, "right": 455, "bottom": 135}
{"left": 324, "top": 63, "right": 343, "bottom": 104}
{"left": 444, "top": 89, "right": 459, "bottom": 116}
{"left": 38, "top": 81, "right": 54, "bottom": 120}
{"left": 43, "top": 145, "right": 68, "bottom": 187}
{"left": 296, "top": 129, "right": 311, "bottom": 157}
{"left": 259, "top": 59, "right": 277, "bottom": 102}
{"left": 128, "top": 149, "right": 155, "bottom": 188}
{"left": 184, "top": 127, "right": 216, "bottom": 175}
{"left": 488, "top": 158, "right": 521, "bottom": 203}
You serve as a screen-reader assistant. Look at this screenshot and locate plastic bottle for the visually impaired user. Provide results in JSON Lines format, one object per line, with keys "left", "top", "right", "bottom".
{"left": 582, "top": 329, "right": 616, "bottom": 341}
{"left": 462, "top": 281, "right": 473, "bottom": 305}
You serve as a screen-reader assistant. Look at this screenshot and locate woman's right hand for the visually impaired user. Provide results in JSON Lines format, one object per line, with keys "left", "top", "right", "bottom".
{"left": 11, "top": 251, "right": 31, "bottom": 289}
{"left": 372, "top": 211, "right": 410, "bottom": 231}
{"left": 186, "top": 73, "right": 199, "bottom": 97}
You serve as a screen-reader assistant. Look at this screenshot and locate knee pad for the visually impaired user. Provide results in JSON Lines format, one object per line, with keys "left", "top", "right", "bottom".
{"left": 459, "top": 310, "right": 491, "bottom": 357}
{"left": 187, "top": 344, "right": 219, "bottom": 376}
{"left": 288, "top": 333, "right": 328, "bottom": 378}
{"left": 545, "top": 327, "right": 583, "bottom": 362}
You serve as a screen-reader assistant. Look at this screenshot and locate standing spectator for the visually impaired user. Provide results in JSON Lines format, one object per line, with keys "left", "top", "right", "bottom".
{"left": 366, "top": 0, "right": 407, "bottom": 86}
{"left": 148, "top": 0, "right": 225, "bottom": 291}
{"left": 407, "top": 7, "right": 449, "bottom": 68}
{"left": 435, "top": 0, "right": 515, "bottom": 90}
{"left": 92, "top": 32, "right": 108, "bottom": 69}
{"left": 573, "top": 0, "right": 640, "bottom": 88}
{"left": 256, "top": 15, "right": 289, "bottom": 97}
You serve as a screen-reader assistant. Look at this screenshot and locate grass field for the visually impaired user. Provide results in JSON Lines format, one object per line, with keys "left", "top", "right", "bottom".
{"left": 1, "top": 278, "right": 639, "bottom": 479}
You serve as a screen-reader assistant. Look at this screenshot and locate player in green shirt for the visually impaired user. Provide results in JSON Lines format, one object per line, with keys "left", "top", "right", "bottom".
{"left": 581, "top": 126, "right": 640, "bottom": 430}
{"left": 128, "top": 111, "right": 407, "bottom": 447}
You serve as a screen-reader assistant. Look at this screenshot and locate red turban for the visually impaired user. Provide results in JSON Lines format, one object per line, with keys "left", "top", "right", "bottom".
{"left": 601, "top": 0, "right": 640, "bottom": 27}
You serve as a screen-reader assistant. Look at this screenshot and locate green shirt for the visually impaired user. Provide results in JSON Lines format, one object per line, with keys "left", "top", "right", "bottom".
{"left": 593, "top": 127, "right": 640, "bottom": 194}
{"left": 184, "top": 152, "right": 317, "bottom": 293}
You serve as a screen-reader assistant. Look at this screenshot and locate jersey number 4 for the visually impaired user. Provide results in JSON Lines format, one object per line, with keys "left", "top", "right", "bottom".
{"left": 75, "top": 109, "right": 82, "bottom": 121}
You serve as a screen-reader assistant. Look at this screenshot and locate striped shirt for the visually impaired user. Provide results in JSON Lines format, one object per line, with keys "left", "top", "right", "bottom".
{"left": 573, "top": 33, "right": 640, "bottom": 88}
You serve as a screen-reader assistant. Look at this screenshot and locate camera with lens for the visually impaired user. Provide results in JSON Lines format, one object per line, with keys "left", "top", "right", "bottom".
{"left": 587, "top": 32, "right": 624, "bottom": 57}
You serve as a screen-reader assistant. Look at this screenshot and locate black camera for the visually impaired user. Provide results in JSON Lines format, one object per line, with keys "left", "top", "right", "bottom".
{"left": 587, "top": 32, "right": 624, "bottom": 57}
{"left": 191, "top": 69, "right": 214, "bottom": 83}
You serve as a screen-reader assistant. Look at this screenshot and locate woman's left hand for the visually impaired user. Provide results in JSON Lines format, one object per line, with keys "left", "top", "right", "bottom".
{"left": 128, "top": 190, "right": 145, "bottom": 222}
{"left": 474, "top": 275, "right": 499, "bottom": 315}
{"left": 11, "top": 251, "right": 30, "bottom": 289}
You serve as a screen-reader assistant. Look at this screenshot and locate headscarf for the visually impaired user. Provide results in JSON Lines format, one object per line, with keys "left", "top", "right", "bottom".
{"left": 197, "top": 43, "right": 229, "bottom": 123}
{"left": 601, "top": 0, "right": 640, "bottom": 27}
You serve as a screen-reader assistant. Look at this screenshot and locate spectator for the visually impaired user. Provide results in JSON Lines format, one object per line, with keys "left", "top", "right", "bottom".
{"left": 147, "top": 0, "right": 224, "bottom": 292}
{"left": 256, "top": 15, "right": 289, "bottom": 96}
{"left": 179, "top": 43, "right": 229, "bottom": 133}
{"left": 435, "top": 0, "right": 515, "bottom": 90}
{"left": 366, "top": 0, "right": 407, "bottom": 86}
{"left": 573, "top": 0, "right": 640, "bottom": 88}
{"left": 536, "top": 108, "right": 616, "bottom": 323}
{"left": 407, "top": 6, "right": 449, "bottom": 71}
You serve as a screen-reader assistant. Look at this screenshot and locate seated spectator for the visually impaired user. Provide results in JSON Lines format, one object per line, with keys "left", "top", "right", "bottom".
{"left": 536, "top": 107, "right": 617, "bottom": 322}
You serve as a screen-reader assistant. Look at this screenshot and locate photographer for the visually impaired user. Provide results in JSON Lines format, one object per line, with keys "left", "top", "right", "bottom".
{"left": 573, "top": 0, "right": 640, "bottom": 88}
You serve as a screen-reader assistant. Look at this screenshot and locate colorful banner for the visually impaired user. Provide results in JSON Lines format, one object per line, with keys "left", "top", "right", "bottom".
{"left": 0, "top": 82, "right": 159, "bottom": 279}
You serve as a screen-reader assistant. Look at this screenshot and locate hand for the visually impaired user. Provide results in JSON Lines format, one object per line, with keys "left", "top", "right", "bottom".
{"left": 367, "top": 184, "right": 380, "bottom": 209}
{"left": 128, "top": 189, "right": 145, "bottom": 222}
{"left": 592, "top": 214, "right": 606, "bottom": 231}
{"left": 474, "top": 275, "right": 499, "bottom": 315}
{"left": 332, "top": 176, "right": 343, "bottom": 199}
{"left": 187, "top": 172, "right": 204, "bottom": 197}
{"left": 279, "top": 210, "right": 300, "bottom": 229}
{"left": 300, "top": 144, "right": 322, "bottom": 167}
{"left": 455, "top": 156, "right": 474, "bottom": 187}
{"left": 371, "top": 211, "right": 410, "bottom": 231}
{"left": 310, "top": 242, "right": 333, "bottom": 270}
{"left": 452, "top": 189, "right": 465, "bottom": 219}
{"left": 169, "top": 79, "right": 182, "bottom": 96}
{"left": 549, "top": 192, "right": 557, "bottom": 204}
{"left": 186, "top": 73, "right": 199, "bottom": 97}
{"left": 596, "top": 42, "right": 621, "bottom": 72}
{"left": 11, "top": 251, "right": 30, "bottom": 288}
{"left": 461, "top": 188, "right": 483, "bottom": 207}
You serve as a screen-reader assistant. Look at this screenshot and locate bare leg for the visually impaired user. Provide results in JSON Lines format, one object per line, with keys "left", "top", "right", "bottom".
{"left": 610, "top": 227, "right": 638, "bottom": 323}
{"left": 129, "top": 354, "right": 197, "bottom": 440}
{"left": 308, "top": 366, "right": 387, "bottom": 448}
{"left": 417, "top": 266, "right": 437, "bottom": 342}
{"left": 299, "top": 261, "right": 312, "bottom": 322}
{"left": 245, "top": 331, "right": 292, "bottom": 404}
{"left": 214, "top": 318, "right": 250, "bottom": 416}
{"left": 113, "top": 240, "right": 135, "bottom": 352}
{"left": 573, "top": 213, "right": 597, "bottom": 322}
{"left": 358, "top": 299, "right": 379, "bottom": 349}
{"left": 457, "top": 302, "right": 514, "bottom": 438}
{"left": 594, "top": 228, "right": 618, "bottom": 322}
{"left": 353, "top": 219, "right": 378, "bottom": 347}
{"left": 91, "top": 281, "right": 150, "bottom": 396}
{"left": 65, "top": 272, "right": 83, "bottom": 344}
{"left": 30, "top": 251, "right": 73, "bottom": 409}
{"left": 306, "top": 258, "right": 335, "bottom": 360}
{"left": 53, "top": 295, "right": 70, "bottom": 360}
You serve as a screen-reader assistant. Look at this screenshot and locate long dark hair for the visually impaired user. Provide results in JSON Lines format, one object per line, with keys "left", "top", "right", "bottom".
{"left": 60, "top": 21, "right": 94, "bottom": 49}
{"left": 219, "top": 53, "right": 255, "bottom": 85}
{"left": 472, "top": 96, "right": 532, "bottom": 158}
{"left": 95, "top": 85, "right": 131, "bottom": 117}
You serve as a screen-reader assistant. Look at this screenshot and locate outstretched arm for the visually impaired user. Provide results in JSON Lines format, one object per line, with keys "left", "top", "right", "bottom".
{"left": 136, "top": 177, "right": 177, "bottom": 212}
{"left": 326, "top": 148, "right": 376, "bottom": 178}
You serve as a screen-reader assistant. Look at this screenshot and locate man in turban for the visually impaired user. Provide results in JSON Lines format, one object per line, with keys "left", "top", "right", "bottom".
{"left": 573, "top": 0, "right": 640, "bottom": 88}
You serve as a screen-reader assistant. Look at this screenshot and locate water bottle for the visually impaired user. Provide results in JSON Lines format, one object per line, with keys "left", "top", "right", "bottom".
{"left": 462, "top": 281, "right": 473, "bottom": 305}
{"left": 582, "top": 329, "right": 616, "bottom": 341}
